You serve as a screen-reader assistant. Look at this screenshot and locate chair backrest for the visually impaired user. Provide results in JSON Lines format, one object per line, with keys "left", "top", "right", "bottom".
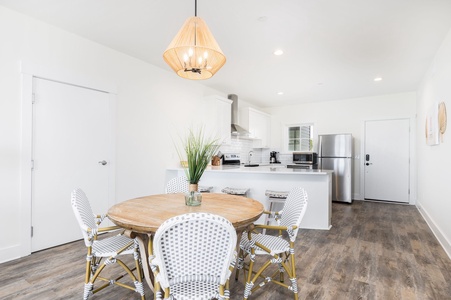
{"left": 279, "top": 187, "right": 308, "bottom": 239}
{"left": 165, "top": 176, "right": 189, "bottom": 193}
{"left": 152, "top": 213, "right": 237, "bottom": 289}
{"left": 71, "top": 188, "right": 98, "bottom": 247}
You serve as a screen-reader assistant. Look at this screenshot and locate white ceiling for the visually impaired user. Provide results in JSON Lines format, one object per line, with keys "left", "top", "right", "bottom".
{"left": 1, "top": 0, "right": 451, "bottom": 107}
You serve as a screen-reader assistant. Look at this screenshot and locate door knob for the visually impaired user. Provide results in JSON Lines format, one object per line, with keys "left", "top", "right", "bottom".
{"left": 98, "top": 160, "right": 107, "bottom": 165}
{"left": 365, "top": 162, "right": 372, "bottom": 166}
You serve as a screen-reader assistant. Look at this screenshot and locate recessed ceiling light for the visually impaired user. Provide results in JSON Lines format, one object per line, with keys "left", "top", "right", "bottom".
{"left": 277, "top": 92, "right": 284, "bottom": 95}
{"left": 374, "top": 77, "right": 382, "bottom": 82}
{"left": 274, "top": 50, "right": 284, "bottom": 56}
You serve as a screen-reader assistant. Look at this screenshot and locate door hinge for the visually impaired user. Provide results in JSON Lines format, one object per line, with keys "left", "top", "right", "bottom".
{"left": 31, "top": 160, "right": 34, "bottom": 170}
{"left": 32, "top": 93, "right": 37, "bottom": 104}
{"left": 31, "top": 226, "right": 34, "bottom": 237}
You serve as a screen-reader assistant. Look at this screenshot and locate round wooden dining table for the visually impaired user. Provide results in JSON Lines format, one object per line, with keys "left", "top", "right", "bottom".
{"left": 107, "top": 193, "right": 264, "bottom": 293}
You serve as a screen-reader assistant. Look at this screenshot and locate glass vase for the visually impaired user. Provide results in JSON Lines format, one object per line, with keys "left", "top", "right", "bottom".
{"left": 185, "top": 184, "right": 202, "bottom": 206}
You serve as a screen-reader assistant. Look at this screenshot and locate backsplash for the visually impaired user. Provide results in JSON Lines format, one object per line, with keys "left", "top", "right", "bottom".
{"left": 219, "top": 137, "right": 293, "bottom": 165}
{"left": 219, "top": 137, "right": 258, "bottom": 164}
{"left": 277, "top": 153, "right": 293, "bottom": 165}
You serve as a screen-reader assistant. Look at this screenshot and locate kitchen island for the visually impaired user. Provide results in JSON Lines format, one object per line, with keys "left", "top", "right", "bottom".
{"left": 166, "top": 165, "right": 332, "bottom": 230}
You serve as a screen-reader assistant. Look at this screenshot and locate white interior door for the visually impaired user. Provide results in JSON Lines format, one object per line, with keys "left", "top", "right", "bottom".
{"left": 364, "top": 119, "right": 410, "bottom": 203}
{"left": 31, "top": 78, "right": 113, "bottom": 252}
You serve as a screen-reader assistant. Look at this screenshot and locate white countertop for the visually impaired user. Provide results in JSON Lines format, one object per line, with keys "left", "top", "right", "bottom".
{"left": 166, "top": 164, "right": 333, "bottom": 230}
{"left": 168, "top": 165, "right": 333, "bottom": 175}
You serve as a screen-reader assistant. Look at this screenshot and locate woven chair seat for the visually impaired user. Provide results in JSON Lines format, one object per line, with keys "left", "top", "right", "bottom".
{"left": 240, "top": 232, "right": 290, "bottom": 255}
{"left": 221, "top": 187, "right": 249, "bottom": 195}
{"left": 264, "top": 190, "right": 289, "bottom": 199}
{"left": 169, "top": 281, "right": 221, "bottom": 300}
{"left": 92, "top": 234, "right": 135, "bottom": 257}
{"left": 198, "top": 186, "right": 213, "bottom": 192}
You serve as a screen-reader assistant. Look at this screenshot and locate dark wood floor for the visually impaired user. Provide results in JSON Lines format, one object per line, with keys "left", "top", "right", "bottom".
{"left": 1, "top": 200, "right": 450, "bottom": 300}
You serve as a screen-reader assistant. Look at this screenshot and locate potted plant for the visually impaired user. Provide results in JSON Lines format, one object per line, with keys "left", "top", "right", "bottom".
{"left": 177, "top": 127, "right": 220, "bottom": 206}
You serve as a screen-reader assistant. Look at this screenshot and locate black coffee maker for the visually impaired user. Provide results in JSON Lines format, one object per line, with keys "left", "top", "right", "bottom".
{"left": 270, "top": 151, "right": 280, "bottom": 163}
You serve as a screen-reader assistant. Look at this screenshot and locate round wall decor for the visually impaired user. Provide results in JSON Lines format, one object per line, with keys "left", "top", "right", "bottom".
{"left": 438, "top": 102, "right": 447, "bottom": 141}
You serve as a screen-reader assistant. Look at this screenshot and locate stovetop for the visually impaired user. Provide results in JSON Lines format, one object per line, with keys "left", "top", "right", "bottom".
{"left": 222, "top": 153, "right": 241, "bottom": 165}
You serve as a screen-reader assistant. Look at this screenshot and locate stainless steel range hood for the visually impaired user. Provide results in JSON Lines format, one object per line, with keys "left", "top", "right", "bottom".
{"left": 228, "top": 94, "right": 250, "bottom": 136}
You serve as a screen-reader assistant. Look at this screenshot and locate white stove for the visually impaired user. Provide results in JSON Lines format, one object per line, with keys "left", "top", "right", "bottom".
{"left": 222, "top": 153, "right": 241, "bottom": 165}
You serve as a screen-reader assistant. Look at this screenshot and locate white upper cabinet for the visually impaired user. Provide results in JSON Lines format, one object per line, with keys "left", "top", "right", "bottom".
{"left": 242, "top": 107, "right": 271, "bottom": 148}
{"left": 202, "top": 95, "right": 232, "bottom": 144}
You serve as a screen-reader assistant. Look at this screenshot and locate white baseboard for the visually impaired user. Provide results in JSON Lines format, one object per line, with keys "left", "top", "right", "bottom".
{"left": 416, "top": 203, "right": 451, "bottom": 260}
{"left": 352, "top": 193, "right": 362, "bottom": 200}
{"left": 0, "top": 244, "right": 24, "bottom": 264}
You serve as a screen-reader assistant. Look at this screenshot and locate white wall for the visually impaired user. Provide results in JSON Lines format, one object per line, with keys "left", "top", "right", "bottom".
{"left": 417, "top": 28, "right": 451, "bottom": 257}
{"left": 0, "top": 6, "right": 226, "bottom": 262}
{"left": 264, "top": 92, "right": 417, "bottom": 201}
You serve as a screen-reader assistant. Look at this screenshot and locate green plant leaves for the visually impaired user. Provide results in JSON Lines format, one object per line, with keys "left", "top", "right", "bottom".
{"left": 177, "top": 127, "right": 220, "bottom": 184}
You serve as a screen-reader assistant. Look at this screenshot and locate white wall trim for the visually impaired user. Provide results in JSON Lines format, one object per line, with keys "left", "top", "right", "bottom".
{"left": 18, "top": 73, "right": 33, "bottom": 259}
{"left": 107, "top": 93, "right": 117, "bottom": 209}
{"left": 417, "top": 203, "right": 451, "bottom": 260}
{"left": 16, "top": 61, "right": 117, "bottom": 262}
{"left": 0, "top": 245, "right": 22, "bottom": 264}
{"left": 352, "top": 192, "right": 361, "bottom": 200}
{"left": 20, "top": 61, "right": 117, "bottom": 95}
{"left": 359, "top": 121, "right": 365, "bottom": 201}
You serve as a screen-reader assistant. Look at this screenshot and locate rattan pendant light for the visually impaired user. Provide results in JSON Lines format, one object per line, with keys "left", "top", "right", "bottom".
{"left": 163, "top": 0, "right": 226, "bottom": 80}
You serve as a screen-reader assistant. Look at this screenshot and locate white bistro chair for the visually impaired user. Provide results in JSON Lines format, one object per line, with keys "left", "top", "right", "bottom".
{"left": 71, "top": 188, "right": 145, "bottom": 300}
{"left": 149, "top": 213, "right": 237, "bottom": 300}
{"left": 166, "top": 176, "right": 212, "bottom": 194}
{"left": 237, "top": 187, "right": 308, "bottom": 300}
{"left": 165, "top": 176, "right": 189, "bottom": 193}
{"left": 264, "top": 189, "right": 289, "bottom": 226}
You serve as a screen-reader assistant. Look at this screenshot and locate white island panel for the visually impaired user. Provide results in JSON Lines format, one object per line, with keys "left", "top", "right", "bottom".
{"left": 166, "top": 166, "right": 332, "bottom": 230}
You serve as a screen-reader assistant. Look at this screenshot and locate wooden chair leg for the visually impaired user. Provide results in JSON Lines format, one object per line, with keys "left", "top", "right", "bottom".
{"left": 243, "top": 249, "right": 256, "bottom": 300}
{"left": 83, "top": 248, "right": 93, "bottom": 300}
{"left": 289, "top": 242, "right": 298, "bottom": 300}
{"left": 247, "top": 260, "right": 272, "bottom": 297}
{"left": 235, "top": 248, "right": 245, "bottom": 281}
{"left": 133, "top": 246, "right": 145, "bottom": 300}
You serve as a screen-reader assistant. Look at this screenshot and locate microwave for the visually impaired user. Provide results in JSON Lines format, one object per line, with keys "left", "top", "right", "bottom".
{"left": 293, "top": 152, "right": 318, "bottom": 165}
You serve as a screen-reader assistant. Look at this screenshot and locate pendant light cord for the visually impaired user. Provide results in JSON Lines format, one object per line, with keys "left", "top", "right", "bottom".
{"left": 194, "top": 0, "right": 198, "bottom": 46}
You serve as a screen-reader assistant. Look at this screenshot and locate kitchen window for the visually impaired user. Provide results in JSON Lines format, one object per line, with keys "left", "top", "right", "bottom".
{"left": 286, "top": 124, "right": 313, "bottom": 151}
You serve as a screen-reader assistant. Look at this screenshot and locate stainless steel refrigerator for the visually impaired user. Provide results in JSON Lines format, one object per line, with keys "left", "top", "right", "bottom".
{"left": 318, "top": 134, "right": 353, "bottom": 203}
